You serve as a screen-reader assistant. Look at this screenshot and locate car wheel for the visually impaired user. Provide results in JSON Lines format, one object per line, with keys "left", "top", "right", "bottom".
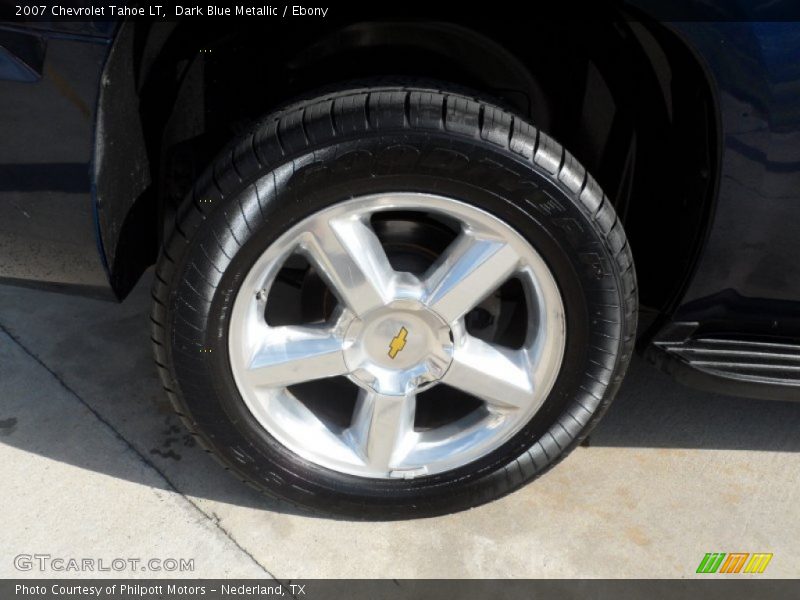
{"left": 151, "top": 84, "right": 637, "bottom": 518}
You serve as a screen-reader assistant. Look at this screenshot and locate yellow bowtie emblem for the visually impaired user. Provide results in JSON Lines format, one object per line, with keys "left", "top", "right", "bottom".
{"left": 388, "top": 327, "right": 409, "bottom": 359}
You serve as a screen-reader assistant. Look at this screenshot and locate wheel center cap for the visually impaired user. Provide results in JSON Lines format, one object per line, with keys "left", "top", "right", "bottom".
{"left": 343, "top": 300, "right": 454, "bottom": 395}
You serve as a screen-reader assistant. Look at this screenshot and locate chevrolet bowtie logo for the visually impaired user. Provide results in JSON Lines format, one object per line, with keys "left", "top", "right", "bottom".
{"left": 388, "top": 327, "right": 409, "bottom": 359}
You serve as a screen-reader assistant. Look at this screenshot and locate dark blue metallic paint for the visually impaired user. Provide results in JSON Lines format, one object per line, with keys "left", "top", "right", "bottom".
{"left": 0, "top": 24, "right": 111, "bottom": 295}
{"left": 666, "top": 21, "right": 800, "bottom": 338}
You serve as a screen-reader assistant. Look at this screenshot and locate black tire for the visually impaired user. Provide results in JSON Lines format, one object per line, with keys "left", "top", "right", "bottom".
{"left": 151, "top": 84, "right": 637, "bottom": 519}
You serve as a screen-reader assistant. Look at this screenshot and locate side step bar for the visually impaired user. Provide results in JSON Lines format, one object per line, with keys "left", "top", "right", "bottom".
{"left": 647, "top": 325, "right": 800, "bottom": 402}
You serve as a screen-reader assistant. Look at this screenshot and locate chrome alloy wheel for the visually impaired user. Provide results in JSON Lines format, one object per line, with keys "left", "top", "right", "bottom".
{"left": 228, "top": 193, "right": 566, "bottom": 479}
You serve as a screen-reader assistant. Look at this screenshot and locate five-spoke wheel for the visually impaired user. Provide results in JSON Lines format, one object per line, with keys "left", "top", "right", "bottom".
{"left": 229, "top": 193, "right": 566, "bottom": 478}
{"left": 153, "top": 85, "right": 636, "bottom": 517}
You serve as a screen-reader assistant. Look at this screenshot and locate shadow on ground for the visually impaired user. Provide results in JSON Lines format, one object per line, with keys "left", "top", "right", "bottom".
{"left": 1, "top": 269, "right": 799, "bottom": 513}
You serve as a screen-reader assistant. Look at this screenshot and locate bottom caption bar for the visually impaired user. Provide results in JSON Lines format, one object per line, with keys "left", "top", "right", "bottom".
{"left": 5, "top": 580, "right": 800, "bottom": 600}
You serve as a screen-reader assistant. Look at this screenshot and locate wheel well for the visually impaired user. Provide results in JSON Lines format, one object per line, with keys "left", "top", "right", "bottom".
{"left": 96, "top": 15, "right": 718, "bottom": 335}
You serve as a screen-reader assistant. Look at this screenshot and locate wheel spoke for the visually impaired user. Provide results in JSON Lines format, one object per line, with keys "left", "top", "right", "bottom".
{"left": 303, "top": 215, "right": 396, "bottom": 315}
{"left": 442, "top": 335, "right": 534, "bottom": 411}
{"left": 424, "top": 232, "right": 520, "bottom": 322}
{"left": 245, "top": 325, "right": 347, "bottom": 388}
{"left": 346, "top": 389, "right": 417, "bottom": 472}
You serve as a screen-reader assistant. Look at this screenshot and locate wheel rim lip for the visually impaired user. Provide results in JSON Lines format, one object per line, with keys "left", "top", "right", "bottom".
{"left": 228, "top": 192, "right": 566, "bottom": 479}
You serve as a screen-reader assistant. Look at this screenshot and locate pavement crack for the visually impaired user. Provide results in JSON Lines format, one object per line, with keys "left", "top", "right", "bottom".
{"left": 0, "top": 322, "right": 275, "bottom": 579}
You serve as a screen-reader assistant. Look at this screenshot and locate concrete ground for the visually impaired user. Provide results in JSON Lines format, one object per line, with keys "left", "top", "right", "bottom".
{"left": 0, "top": 272, "right": 798, "bottom": 579}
